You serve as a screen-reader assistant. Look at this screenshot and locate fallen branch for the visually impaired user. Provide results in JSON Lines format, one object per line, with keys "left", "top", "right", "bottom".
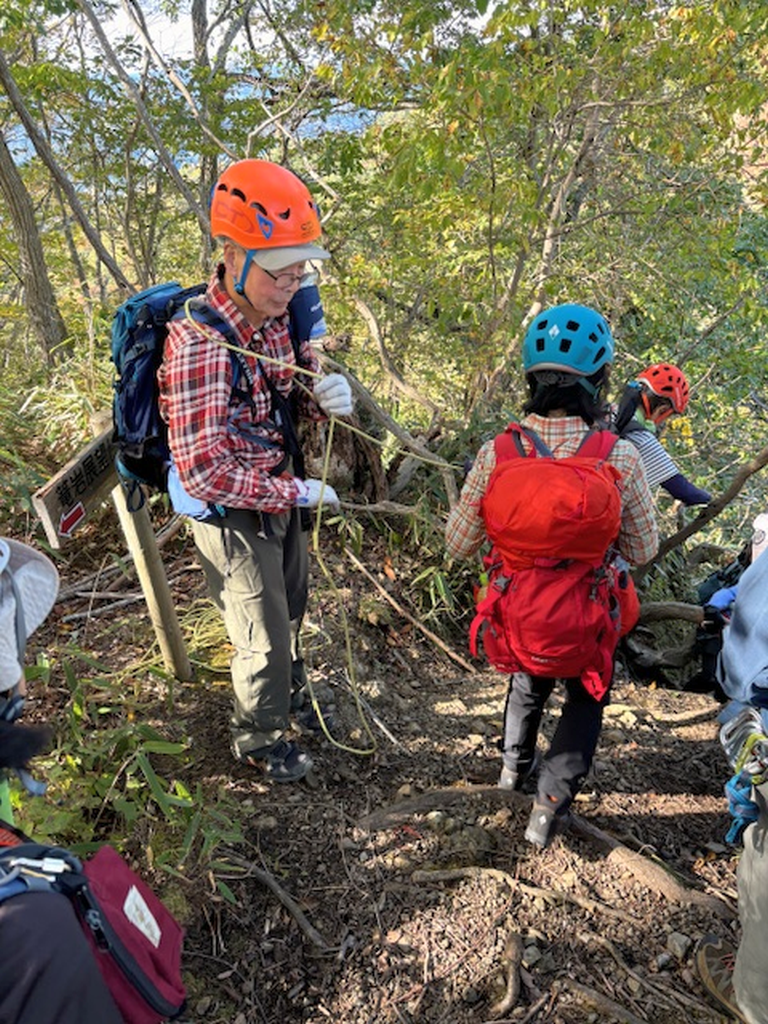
{"left": 634, "top": 442, "right": 768, "bottom": 583}
{"left": 219, "top": 853, "right": 332, "bottom": 952}
{"left": 61, "top": 596, "right": 145, "bottom": 621}
{"left": 639, "top": 601, "right": 704, "bottom": 625}
{"left": 339, "top": 679, "right": 405, "bottom": 749}
{"left": 57, "top": 514, "right": 188, "bottom": 601}
{"left": 344, "top": 547, "right": 478, "bottom": 674}
{"left": 554, "top": 977, "right": 649, "bottom": 1024}
{"left": 580, "top": 930, "right": 722, "bottom": 1017}
{"left": 341, "top": 499, "right": 420, "bottom": 516}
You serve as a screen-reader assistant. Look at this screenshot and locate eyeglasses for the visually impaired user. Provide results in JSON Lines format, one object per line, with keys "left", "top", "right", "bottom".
{"left": 260, "top": 267, "right": 318, "bottom": 290}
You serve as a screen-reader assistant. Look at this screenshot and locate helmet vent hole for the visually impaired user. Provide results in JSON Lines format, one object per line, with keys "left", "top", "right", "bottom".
{"left": 535, "top": 337, "right": 546, "bottom": 353}
{"left": 565, "top": 319, "right": 579, "bottom": 332}
{"left": 594, "top": 346, "right": 606, "bottom": 364}
{"left": 251, "top": 201, "right": 268, "bottom": 216}
{"left": 559, "top": 338, "right": 572, "bottom": 353}
{"left": 231, "top": 188, "right": 246, "bottom": 202}
{"left": 276, "top": 207, "right": 291, "bottom": 221}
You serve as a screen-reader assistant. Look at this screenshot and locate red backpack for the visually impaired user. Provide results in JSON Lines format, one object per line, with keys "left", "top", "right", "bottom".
{"left": 469, "top": 423, "right": 635, "bottom": 699}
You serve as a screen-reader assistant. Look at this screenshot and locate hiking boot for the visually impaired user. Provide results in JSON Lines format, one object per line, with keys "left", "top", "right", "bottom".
{"left": 293, "top": 702, "right": 336, "bottom": 735}
{"left": 525, "top": 799, "right": 571, "bottom": 849}
{"left": 498, "top": 753, "right": 541, "bottom": 794}
{"left": 239, "top": 739, "right": 313, "bottom": 783}
{"left": 291, "top": 685, "right": 307, "bottom": 711}
{"left": 696, "top": 934, "right": 748, "bottom": 1022}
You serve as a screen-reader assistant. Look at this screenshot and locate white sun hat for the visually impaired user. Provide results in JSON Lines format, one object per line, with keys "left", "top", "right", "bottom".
{"left": 752, "top": 512, "right": 768, "bottom": 564}
{"left": 0, "top": 538, "right": 60, "bottom": 692}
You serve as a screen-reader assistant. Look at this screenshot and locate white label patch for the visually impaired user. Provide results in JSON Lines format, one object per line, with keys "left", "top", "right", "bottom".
{"left": 123, "top": 885, "right": 161, "bottom": 948}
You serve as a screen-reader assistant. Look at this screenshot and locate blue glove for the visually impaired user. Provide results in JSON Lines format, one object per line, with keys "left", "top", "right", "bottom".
{"left": 725, "top": 771, "right": 759, "bottom": 845}
{"left": 707, "top": 585, "right": 738, "bottom": 611}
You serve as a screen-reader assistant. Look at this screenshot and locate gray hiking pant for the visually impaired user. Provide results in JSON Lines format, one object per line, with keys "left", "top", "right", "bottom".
{"left": 502, "top": 671, "right": 610, "bottom": 810}
{"left": 733, "top": 780, "right": 768, "bottom": 1024}
{"left": 192, "top": 506, "right": 308, "bottom": 758}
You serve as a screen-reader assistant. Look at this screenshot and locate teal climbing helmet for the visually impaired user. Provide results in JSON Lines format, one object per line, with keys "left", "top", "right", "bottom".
{"left": 523, "top": 303, "right": 614, "bottom": 376}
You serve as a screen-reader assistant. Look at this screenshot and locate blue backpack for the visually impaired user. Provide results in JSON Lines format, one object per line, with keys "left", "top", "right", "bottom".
{"left": 110, "top": 278, "right": 326, "bottom": 511}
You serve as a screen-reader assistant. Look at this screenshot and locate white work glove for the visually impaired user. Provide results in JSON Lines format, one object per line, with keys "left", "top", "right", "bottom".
{"left": 293, "top": 478, "right": 340, "bottom": 509}
{"left": 314, "top": 373, "right": 353, "bottom": 417}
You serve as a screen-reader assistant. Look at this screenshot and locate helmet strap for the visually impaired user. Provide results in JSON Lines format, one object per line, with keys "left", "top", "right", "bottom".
{"left": 532, "top": 371, "right": 602, "bottom": 399}
{"left": 577, "top": 376, "right": 600, "bottom": 398}
{"left": 234, "top": 249, "right": 256, "bottom": 296}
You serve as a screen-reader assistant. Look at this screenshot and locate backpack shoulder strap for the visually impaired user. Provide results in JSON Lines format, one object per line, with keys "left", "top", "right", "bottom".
{"left": 171, "top": 300, "right": 254, "bottom": 394}
{"left": 577, "top": 427, "right": 618, "bottom": 461}
{"left": 494, "top": 422, "right": 553, "bottom": 462}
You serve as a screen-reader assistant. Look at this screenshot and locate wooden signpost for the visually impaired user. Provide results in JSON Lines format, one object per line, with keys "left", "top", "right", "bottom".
{"left": 32, "top": 427, "right": 193, "bottom": 682}
{"left": 32, "top": 428, "right": 116, "bottom": 548}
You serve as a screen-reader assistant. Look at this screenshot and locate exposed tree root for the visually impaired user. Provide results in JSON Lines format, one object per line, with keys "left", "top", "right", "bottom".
{"left": 411, "top": 865, "right": 638, "bottom": 926}
{"left": 487, "top": 932, "right": 523, "bottom": 1018}
{"left": 358, "top": 784, "right": 735, "bottom": 919}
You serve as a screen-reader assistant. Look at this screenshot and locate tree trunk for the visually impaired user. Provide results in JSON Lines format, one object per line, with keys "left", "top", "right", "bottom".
{"left": 0, "top": 131, "right": 69, "bottom": 364}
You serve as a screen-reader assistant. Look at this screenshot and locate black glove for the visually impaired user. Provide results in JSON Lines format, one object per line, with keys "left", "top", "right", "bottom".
{"left": 0, "top": 720, "right": 51, "bottom": 771}
{"left": 701, "top": 605, "right": 729, "bottom": 632}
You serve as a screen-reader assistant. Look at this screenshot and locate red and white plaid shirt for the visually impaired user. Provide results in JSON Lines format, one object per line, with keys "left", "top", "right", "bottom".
{"left": 158, "top": 266, "right": 324, "bottom": 514}
{"left": 445, "top": 414, "right": 659, "bottom": 567}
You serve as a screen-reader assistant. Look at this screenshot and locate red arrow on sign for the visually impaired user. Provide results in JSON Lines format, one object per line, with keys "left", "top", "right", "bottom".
{"left": 59, "top": 502, "right": 86, "bottom": 537}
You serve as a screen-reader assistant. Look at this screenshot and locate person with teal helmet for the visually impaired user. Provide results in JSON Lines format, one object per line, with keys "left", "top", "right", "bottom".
{"left": 522, "top": 302, "right": 614, "bottom": 384}
{"left": 447, "top": 302, "right": 658, "bottom": 848}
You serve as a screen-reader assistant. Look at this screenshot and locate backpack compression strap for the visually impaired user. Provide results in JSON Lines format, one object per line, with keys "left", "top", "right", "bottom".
{"left": 494, "top": 422, "right": 553, "bottom": 462}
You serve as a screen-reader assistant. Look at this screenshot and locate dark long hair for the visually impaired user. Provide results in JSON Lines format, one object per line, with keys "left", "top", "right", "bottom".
{"left": 614, "top": 383, "right": 643, "bottom": 434}
{"left": 523, "top": 367, "right": 610, "bottom": 426}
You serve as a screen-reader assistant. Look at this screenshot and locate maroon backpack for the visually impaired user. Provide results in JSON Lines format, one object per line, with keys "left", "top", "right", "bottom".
{"left": 0, "top": 829, "right": 186, "bottom": 1024}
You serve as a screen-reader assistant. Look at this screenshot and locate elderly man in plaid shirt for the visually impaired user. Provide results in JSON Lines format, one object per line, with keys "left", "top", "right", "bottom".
{"left": 446, "top": 303, "right": 657, "bottom": 847}
{"left": 159, "top": 160, "right": 352, "bottom": 783}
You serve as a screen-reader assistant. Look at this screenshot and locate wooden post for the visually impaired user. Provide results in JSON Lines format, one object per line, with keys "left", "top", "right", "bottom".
{"left": 32, "top": 422, "right": 193, "bottom": 682}
{"left": 110, "top": 481, "right": 194, "bottom": 682}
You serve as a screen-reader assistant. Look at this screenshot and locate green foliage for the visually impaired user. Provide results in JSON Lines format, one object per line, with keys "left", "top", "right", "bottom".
{"left": 13, "top": 641, "right": 245, "bottom": 875}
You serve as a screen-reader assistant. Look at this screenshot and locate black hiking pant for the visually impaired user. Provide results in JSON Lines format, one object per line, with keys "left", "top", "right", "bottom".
{"left": 502, "top": 671, "right": 610, "bottom": 811}
{"left": 0, "top": 891, "right": 122, "bottom": 1024}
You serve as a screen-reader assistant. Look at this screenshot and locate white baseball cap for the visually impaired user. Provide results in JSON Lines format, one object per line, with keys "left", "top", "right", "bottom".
{"left": 0, "top": 538, "right": 59, "bottom": 691}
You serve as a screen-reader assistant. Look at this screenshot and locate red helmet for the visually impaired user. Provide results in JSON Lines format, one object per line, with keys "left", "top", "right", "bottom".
{"left": 210, "top": 160, "right": 322, "bottom": 250}
{"left": 637, "top": 362, "right": 690, "bottom": 419}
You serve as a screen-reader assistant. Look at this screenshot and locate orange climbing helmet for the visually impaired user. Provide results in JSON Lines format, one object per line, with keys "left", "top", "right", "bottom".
{"left": 637, "top": 362, "right": 690, "bottom": 422}
{"left": 210, "top": 159, "right": 327, "bottom": 266}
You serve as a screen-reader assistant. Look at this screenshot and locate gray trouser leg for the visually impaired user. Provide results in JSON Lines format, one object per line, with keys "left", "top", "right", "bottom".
{"left": 734, "top": 782, "right": 768, "bottom": 1024}
{"left": 192, "top": 507, "right": 308, "bottom": 758}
